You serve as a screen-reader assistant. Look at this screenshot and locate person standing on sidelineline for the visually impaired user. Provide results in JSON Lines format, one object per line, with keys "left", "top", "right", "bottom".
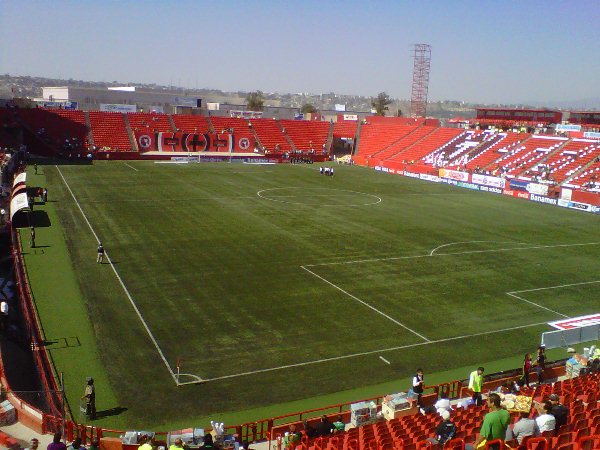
{"left": 469, "top": 366, "right": 485, "bottom": 406}
{"left": 97, "top": 243, "right": 105, "bottom": 263}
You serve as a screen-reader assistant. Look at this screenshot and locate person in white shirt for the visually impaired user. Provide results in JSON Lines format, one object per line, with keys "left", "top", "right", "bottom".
{"left": 412, "top": 368, "right": 425, "bottom": 406}
{"left": 0, "top": 300, "right": 7, "bottom": 331}
{"left": 434, "top": 391, "right": 452, "bottom": 416}
{"left": 534, "top": 401, "right": 556, "bottom": 433}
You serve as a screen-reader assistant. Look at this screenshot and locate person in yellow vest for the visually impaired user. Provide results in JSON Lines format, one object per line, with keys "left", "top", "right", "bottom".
{"left": 469, "top": 367, "right": 485, "bottom": 406}
{"left": 168, "top": 438, "right": 187, "bottom": 450}
{"left": 138, "top": 435, "right": 153, "bottom": 450}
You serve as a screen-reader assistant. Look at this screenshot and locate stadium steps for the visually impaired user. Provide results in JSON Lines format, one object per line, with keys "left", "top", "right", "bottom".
{"left": 513, "top": 138, "right": 571, "bottom": 179}
{"left": 561, "top": 155, "right": 600, "bottom": 185}
{"left": 279, "top": 120, "right": 297, "bottom": 151}
{"left": 380, "top": 126, "right": 438, "bottom": 162}
{"left": 83, "top": 111, "right": 95, "bottom": 147}
{"left": 482, "top": 134, "right": 534, "bottom": 171}
{"left": 352, "top": 120, "right": 362, "bottom": 156}
{"left": 206, "top": 116, "right": 217, "bottom": 133}
{"left": 368, "top": 125, "right": 423, "bottom": 159}
{"left": 249, "top": 124, "right": 263, "bottom": 152}
{"left": 325, "top": 121, "right": 334, "bottom": 153}
{"left": 12, "top": 114, "right": 59, "bottom": 157}
{"left": 123, "top": 114, "right": 138, "bottom": 151}
{"left": 167, "top": 114, "right": 178, "bottom": 132}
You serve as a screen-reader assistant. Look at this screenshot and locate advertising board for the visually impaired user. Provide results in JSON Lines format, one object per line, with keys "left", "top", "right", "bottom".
{"left": 472, "top": 174, "right": 505, "bottom": 188}
{"left": 439, "top": 169, "right": 469, "bottom": 182}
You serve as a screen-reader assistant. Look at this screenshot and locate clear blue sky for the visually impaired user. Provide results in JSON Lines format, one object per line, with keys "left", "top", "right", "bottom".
{"left": 1, "top": 0, "right": 599, "bottom": 104}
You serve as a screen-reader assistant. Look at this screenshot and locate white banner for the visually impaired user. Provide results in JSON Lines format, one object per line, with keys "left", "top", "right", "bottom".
{"left": 419, "top": 174, "right": 442, "bottom": 183}
{"left": 100, "top": 103, "right": 137, "bottom": 113}
{"left": 584, "top": 131, "right": 600, "bottom": 140}
{"left": 439, "top": 168, "right": 469, "bottom": 182}
{"left": 555, "top": 124, "right": 581, "bottom": 132}
{"left": 13, "top": 172, "right": 26, "bottom": 187}
{"left": 527, "top": 183, "right": 549, "bottom": 196}
{"left": 472, "top": 174, "right": 505, "bottom": 188}
{"left": 343, "top": 114, "right": 358, "bottom": 121}
{"left": 549, "top": 313, "right": 600, "bottom": 330}
{"left": 10, "top": 192, "right": 29, "bottom": 220}
{"left": 335, "top": 104, "right": 346, "bottom": 112}
{"left": 561, "top": 188, "right": 572, "bottom": 201}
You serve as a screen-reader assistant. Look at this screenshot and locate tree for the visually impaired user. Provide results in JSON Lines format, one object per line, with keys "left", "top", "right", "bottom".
{"left": 371, "top": 92, "right": 392, "bottom": 116}
{"left": 246, "top": 91, "right": 264, "bottom": 111}
{"left": 301, "top": 103, "right": 317, "bottom": 114}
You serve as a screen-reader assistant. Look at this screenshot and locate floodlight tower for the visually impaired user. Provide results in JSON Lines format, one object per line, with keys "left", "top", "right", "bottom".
{"left": 410, "top": 44, "right": 432, "bottom": 118}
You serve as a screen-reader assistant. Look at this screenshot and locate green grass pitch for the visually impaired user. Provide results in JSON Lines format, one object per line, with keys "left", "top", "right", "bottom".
{"left": 24, "top": 161, "right": 600, "bottom": 429}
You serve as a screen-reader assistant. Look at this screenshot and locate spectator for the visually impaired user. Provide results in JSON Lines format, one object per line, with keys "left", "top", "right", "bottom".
{"left": 314, "top": 415, "right": 335, "bottom": 437}
{"left": 467, "top": 393, "right": 510, "bottom": 450}
{"left": 533, "top": 401, "right": 556, "bottom": 433}
{"left": 303, "top": 420, "right": 316, "bottom": 439}
{"left": 138, "top": 436, "right": 152, "bottom": 450}
{"left": 434, "top": 391, "right": 452, "bottom": 416}
{"left": 522, "top": 353, "right": 532, "bottom": 388}
{"left": 48, "top": 433, "right": 67, "bottom": 450}
{"left": 28, "top": 438, "right": 40, "bottom": 450}
{"left": 508, "top": 411, "right": 538, "bottom": 444}
{"left": 284, "top": 424, "right": 302, "bottom": 448}
{"left": 169, "top": 438, "right": 186, "bottom": 450}
{"left": 0, "top": 300, "right": 8, "bottom": 331}
{"left": 412, "top": 368, "right": 425, "bottom": 406}
{"left": 201, "top": 434, "right": 219, "bottom": 450}
{"left": 426, "top": 410, "right": 456, "bottom": 447}
{"left": 548, "top": 394, "right": 569, "bottom": 434}
{"left": 332, "top": 415, "right": 345, "bottom": 433}
{"left": 68, "top": 438, "right": 85, "bottom": 450}
{"left": 87, "top": 439, "right": 99, "bottom": 450}
{"left": 535, "top": 346, "right": 546, "bottom": 384}
{"left": 468, "top": 367, "right": 485, "bottom": 406}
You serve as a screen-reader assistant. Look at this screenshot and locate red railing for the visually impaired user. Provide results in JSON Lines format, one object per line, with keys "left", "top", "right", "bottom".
{"left": 11, "top": 225, "right": 63, "bottom": 419}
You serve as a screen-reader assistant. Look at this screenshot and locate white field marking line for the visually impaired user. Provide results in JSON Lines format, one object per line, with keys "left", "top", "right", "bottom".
{"left": 176, "top": 373, "right": 205, "bottom": 385}
{"left": 56, "top": 166, "right": 185, "bottom": 385}
{"left": 124, "top": 163, "right": 138, "bottom": 172}
{"left": 505, "top": 292, "right": 570, "bottom": 318}
{"left": 257, "top": 187, "right": 382, "bottom": 207}
{"left": 304, "top": 241, "right": 600, "bottom": 268}
{"left": 267, "top": 193, "right": 367, "bottom": 198}
{"left": 429, "top": 241, "right": 529, "bottom": 256}
{"left": 379, "top": 356, "right": 391, "bottom": 365}
{"left": 509, "top": 280, "right": 600, "bottom": 294}
{"left": 78, "top": 195, "right": 258, "bottom": 204}
{"left": 300, "top": 265, "right": 430, "bottom": 342}
{"left": 183, "top": 321, "right": 549, "bottom": 384}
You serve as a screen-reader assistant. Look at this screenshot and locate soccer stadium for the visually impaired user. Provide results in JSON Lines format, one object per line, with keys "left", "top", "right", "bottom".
{"left": 1, "top": 2, "right": 599, "bottom": 450}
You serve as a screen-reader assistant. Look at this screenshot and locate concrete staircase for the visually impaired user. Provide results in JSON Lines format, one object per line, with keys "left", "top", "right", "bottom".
{"left": 513, "top": 139, "right": 571, "bottom": 179}
{"left": 167, "top": 114, "right": 177, "bottom": 132}
{"left": 325, "top": 122, "right": 334, "bottom": 152}
{"left": 278, "top": 121, "right": 297, "bottom": 151}
{"left": 482, "top": 134, "right": 534, "bottom": 171}
{"left": 83, "top": 111, "right": 95, "bottom": 148}
{"left": 123, "top": 114, "right": 138, "bottom": 152}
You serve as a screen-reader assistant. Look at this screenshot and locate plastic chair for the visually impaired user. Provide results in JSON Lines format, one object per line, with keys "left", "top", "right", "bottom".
{"left": 525, "top": 437, "right": 549, "bottom": 450}
{"left": 445, "top": 438, "right": 465, "bottom": 450}
{"left": 578, "top": 435, "right": 600, "bottom": 450}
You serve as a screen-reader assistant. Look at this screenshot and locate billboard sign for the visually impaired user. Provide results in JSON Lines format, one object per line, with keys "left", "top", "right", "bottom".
{"left": 100, "top": 103, "right": 137, "bottom": 113}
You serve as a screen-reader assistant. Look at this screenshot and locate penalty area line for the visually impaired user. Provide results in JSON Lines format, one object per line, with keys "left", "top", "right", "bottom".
{"left": 300, "top": 265, "right": 431, "bottom": 342}
{"left": 56, "top": 166, "right": 184, "bottom": 385}
{"left": 183, "top": 320, "right": 549, "bottom": 384}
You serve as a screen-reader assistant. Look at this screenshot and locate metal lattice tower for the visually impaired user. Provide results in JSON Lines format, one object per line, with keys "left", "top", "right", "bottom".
{"left": 410, "top": 44, "right": 432, "bottom": 118}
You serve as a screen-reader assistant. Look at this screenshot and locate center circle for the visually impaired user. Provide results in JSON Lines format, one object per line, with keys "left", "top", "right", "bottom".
{"left": 256, "top": 187, "right": 382, "bottom": 206}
